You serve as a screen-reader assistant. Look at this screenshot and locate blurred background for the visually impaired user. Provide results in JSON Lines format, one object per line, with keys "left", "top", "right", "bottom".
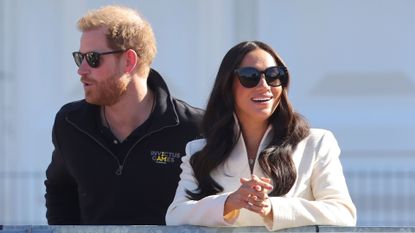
{"left": 1, "top": 0, "right": 414, "bottom": 226}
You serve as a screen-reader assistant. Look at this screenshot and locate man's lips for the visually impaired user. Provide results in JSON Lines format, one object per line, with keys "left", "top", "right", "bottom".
{"left": 81, "top": 78, "right": 93, "bottom": 86}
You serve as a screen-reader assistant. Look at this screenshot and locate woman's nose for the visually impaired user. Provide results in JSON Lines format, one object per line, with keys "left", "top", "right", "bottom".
{"left": 257, "top": 74, "right": 269, "bottom": 88}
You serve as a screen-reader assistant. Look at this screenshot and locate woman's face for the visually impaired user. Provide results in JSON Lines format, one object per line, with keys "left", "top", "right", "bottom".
{"left": 232, "top": 48, "right": 283, "bottom": 125}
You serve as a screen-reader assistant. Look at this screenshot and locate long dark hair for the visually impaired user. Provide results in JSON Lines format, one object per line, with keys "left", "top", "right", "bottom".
{"left": 186, "top": 41, "right": 310, "bottom": 200}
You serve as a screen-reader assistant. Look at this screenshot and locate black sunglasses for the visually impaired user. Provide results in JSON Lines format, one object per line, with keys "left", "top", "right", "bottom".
{"left": 234, "top": 66, "right": 288, "bottom": 88}
{"left": 72, "top": 50, "right": 125, "bottom": 68}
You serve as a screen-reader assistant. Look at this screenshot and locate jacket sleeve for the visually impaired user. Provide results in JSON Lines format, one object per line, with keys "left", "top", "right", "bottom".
{"left": 165, "top": 140, "right": 232, "bottom": 226}
{"left": 267, "top": 130, "right": 357, "bottom": 231}
{"left": 44, "top": 118, "right": 81, "bottom": 224}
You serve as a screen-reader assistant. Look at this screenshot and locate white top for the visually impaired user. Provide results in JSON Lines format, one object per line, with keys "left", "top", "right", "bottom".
{"left": 166, "top": 128, "right": 357, "bottom": 231}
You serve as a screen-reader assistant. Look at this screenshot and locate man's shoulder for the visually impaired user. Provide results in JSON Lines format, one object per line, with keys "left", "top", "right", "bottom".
{"left": 57, "top": 100, "right": 85, "bottom": 113}
{"left": 171, "top": 98, "right": 204, "bottom": 122}
{"left": 55, "top": 99, "right": 93, "bottom": 119}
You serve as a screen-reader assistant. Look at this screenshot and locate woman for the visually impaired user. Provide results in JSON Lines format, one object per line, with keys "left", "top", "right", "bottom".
{"left": 166, "top": 41, "right": 356, "bottom": 231}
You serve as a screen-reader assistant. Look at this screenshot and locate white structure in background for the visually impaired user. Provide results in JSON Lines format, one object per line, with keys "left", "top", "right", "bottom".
{"left": 1, "top": 0, "right": 414, "bottom": 226}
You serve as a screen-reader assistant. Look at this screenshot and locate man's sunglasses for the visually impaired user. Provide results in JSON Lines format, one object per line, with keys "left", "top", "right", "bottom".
{"left": 234, "top": 66, "right": 288, "bottom": 88}
{"left": 72, "top": 50, "right": 125, "bottom": 68}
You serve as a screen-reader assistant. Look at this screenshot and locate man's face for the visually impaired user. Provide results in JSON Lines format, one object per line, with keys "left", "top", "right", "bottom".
{"left": 76, "top": 27, "right": 128, "bottom": 106}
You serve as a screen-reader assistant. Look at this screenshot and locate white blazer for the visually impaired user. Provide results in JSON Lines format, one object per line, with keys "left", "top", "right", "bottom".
{"left": 166, "top": 128, "right": 357, "bottom": 231}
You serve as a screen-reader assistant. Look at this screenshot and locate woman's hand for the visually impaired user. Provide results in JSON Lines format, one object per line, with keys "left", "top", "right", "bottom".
{"left": 224, "top": 175, "right": 273, "bottom": 217}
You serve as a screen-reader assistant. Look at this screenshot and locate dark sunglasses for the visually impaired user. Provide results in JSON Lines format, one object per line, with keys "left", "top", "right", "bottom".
{"left": 234, "top": 66, "right": 288, "bottom": 88}
{"left": 72, "top": 50, "right": 125, "bottom": 68}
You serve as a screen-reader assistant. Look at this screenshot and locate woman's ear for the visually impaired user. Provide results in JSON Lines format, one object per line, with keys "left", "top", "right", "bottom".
{"left": 124, "top": 49, "right": 138, "bottom": 73}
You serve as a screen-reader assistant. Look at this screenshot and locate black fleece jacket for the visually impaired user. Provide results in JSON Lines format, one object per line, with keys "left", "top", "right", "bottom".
{"left": 45, "top": 69, "right": 203, "bottom": 225}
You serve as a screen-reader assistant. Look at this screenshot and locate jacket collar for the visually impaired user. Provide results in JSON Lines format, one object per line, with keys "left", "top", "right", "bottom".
{"left": 65, "top": 68, "right": 179, "bottom": 136}
{"left": 226, "top": 113, "right": 273, "bottom": 175}
{"left": 232, "top": 112, "right": 273, "bottom": 143}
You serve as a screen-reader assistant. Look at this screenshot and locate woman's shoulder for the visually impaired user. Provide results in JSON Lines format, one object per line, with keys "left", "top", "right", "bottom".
{"left": 302, "top": 128, "right": 338, "bottom": 148}
{"left": 302, "top": 128, "right": 340, "bottom": 158}
{"left": 308, "top": 128, "right": 336, "bottom": 140}
{"left": 185, "top": 138, "right": 207, "bottom": 155}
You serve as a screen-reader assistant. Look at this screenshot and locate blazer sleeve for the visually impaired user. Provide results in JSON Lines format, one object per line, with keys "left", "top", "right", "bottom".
{"left": 44, "top": 118, "right": 81, "bottom": 224}
{"left": 267, "top": 130, "right": 357, "bottom": 231}
{"left": 165, "top": 140, "right": 232, "bottom": 226}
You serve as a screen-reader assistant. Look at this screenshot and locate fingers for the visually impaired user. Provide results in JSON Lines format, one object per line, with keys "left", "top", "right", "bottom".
{"left": 240, "top": 175, "right": 273, "bottom": 192}
{"left": 252, "top": 175, "right": 273, "bottom": 190}
{"left": 246, "top": 191, "right": 268, "bottom": 203}
{"left": 234, "top": 175, "right": 272, "bottom": 215}
{"left": 247, "top": 193, "right": 269, "bottom": 207}
{"left": 240, "top": 177, "right": 250, "bottom": 183}
{"left": 245, "top": 196, "right": 272, "bottom": 216}
{"left": 260, "top": 176, "right": 271, "bottom": 183}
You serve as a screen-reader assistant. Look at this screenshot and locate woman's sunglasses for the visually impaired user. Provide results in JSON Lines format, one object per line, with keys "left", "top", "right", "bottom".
{"left": 234, "top": 66, "right": 288, "bottom": 88}
{"left": 72, "top": 50, "right": 125, "bottom": 68}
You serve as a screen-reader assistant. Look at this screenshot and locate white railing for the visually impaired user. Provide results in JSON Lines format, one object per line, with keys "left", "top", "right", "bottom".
{"left": 1, "top": 225, "right": 415, "bottom": 233}
{"left": 1, "top": 157, "right": 415, "bottom": 226}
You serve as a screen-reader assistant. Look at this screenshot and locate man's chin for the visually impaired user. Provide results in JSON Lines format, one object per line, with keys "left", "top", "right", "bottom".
{"left": 85, "top": 100, "right": 96, "bottom": 105}
{"left": 85, "top": 97, "right": 118, "bottom": 106}
{"left": 85, "top": 96, "right": 101, "bottom": 105}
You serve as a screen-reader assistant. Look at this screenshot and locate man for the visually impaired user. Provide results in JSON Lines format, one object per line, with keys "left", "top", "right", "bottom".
{"left": 44, "top": 5, "right": 203, "bottom": 225}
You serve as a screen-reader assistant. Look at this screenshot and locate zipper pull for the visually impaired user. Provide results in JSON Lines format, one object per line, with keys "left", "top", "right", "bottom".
{"left": 115, "top": 165, "right": 123, "bottom": 176}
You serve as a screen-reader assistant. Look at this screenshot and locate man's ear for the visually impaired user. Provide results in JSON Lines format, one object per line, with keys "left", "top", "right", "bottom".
{"left": 124, "top": 49, "right": 138, "bottom": 73}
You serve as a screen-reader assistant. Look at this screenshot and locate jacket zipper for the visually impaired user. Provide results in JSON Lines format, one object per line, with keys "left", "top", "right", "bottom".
{"left": 66, "top": 117, "right": 179, "bottom": 176}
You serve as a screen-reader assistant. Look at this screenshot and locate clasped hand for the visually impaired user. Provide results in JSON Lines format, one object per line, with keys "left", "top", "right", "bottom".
{"left": 224, "top": 175, "right": 273, "bottom": 217}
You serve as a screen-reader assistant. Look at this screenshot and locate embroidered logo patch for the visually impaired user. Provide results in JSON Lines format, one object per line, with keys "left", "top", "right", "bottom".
{"left": 151, "top": 151, "right": 181, "bottom": 164}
